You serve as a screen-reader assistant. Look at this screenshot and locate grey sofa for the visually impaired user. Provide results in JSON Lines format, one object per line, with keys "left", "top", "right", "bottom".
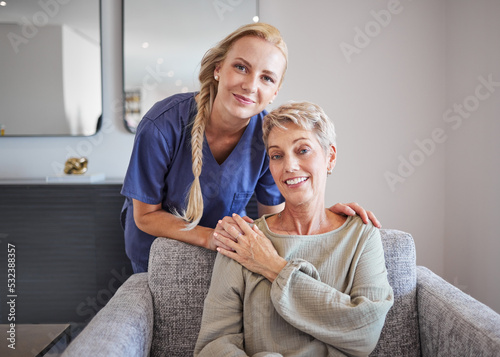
{"left": 63, "top": 229, "right": 500, "bottom": 356}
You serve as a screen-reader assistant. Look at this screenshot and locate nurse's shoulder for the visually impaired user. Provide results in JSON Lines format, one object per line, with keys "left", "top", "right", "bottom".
{"left": 144, "top": 92, "right": 197, "bottom": 126}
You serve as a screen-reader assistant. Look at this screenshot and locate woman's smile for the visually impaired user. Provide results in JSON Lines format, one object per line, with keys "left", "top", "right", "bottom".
{"left": 284, "top": 176, "right": 308, "bottom": 186}
{"left": 233, "top": 93, "right": 255, "bottom": 105}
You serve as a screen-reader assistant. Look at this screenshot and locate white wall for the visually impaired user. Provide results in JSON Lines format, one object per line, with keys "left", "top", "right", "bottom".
{"left": 444, "top": 0, "right": 500, "bottom": 313}
{"left": 0, "top": 0, "right": 498, "bottom": 313}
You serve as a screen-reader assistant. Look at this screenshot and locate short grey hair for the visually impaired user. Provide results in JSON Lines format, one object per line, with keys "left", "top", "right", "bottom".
{"left": 263, "top": 101, "right": 336, "bottom": 152}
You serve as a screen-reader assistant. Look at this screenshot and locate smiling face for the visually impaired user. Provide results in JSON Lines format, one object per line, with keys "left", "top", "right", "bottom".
{"left": 267, "top": 122, "right": 336, "bottom": 209}
{"left": 212, "top": 36, "right": 286, "bottom": 122}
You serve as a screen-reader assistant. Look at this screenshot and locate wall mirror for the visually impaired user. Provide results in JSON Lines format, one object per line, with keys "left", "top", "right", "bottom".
{"left": 0, "top": 0, "right": 101, "bottom": 137}
{"left": 123, "top": 0, "right": 257, "bottom": 133}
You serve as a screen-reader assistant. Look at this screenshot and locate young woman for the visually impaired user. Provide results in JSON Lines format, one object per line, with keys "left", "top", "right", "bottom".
{"left": 121, "top": 23, "right": 379, "bottom": 273}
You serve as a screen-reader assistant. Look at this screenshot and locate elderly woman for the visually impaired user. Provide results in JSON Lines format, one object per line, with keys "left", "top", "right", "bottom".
{"left": 194, "top": 101, "right": 394, "bottom": 357}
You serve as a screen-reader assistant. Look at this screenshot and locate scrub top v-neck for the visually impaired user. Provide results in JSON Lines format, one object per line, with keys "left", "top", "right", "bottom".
{"left": 121, "top": 92, "right": 284, "bottom": 266}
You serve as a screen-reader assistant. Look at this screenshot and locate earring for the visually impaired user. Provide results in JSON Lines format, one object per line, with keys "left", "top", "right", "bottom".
{"left": 269, "top": 100, "right": 273, "bottom": 104}
{"left": 327, "top": 169, "right": 333, "bottom": 176}
{"left": 214, "top": 75, "right": 219, "bottom": 81}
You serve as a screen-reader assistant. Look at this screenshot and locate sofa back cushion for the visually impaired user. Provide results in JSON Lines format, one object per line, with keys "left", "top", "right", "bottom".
{"left": 148, "top": 229, "right": 420, "bottom": 357}
{"left": 148, "top": 239, "right": 216, "bottom": 357}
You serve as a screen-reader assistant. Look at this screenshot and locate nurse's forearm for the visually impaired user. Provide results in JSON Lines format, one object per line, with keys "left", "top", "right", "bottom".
{"left": 133, "top": 199, "right": 213, "bottom": 249}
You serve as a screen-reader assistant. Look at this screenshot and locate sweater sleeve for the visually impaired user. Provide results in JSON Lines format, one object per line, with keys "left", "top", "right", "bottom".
{"left": 270, "top": 229, "right": 394, "bottom": 357}
{"left": 194, "top": 254, "right": 248, "bottom": 357}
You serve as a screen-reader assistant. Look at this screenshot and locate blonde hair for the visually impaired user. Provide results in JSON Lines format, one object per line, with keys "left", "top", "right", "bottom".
{"left": 178, "top": 23, "right": 288, "bottom": 230}
{"left": 263, "top": 101, "right": 336, "bottom": 152}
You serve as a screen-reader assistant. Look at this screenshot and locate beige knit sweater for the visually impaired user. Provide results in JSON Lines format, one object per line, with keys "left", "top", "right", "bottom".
{"left": 194, "top": 215, "right": 394, "bottom": 357}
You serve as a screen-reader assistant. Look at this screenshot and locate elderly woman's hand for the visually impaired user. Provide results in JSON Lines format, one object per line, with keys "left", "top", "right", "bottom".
{"left": 209, "top": 215, "right": 254, "bottom": 251}
{"left": 214, "top": 214, "right": 287, "bottom": 282}
{"left": 329, "top": 202, "right": 381, "bottom": 228}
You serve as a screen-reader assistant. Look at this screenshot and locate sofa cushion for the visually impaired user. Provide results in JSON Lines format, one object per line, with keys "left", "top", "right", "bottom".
{"left": 148, "top": 238, "right": 216, "bottom": 357}
{"left": 370, "top": 229, "right": 421, "bottom": 356}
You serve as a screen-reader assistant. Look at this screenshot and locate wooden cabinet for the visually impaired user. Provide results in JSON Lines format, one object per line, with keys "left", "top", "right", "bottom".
{"left": 0, "top": 182, "right": 133, "bottom": 325}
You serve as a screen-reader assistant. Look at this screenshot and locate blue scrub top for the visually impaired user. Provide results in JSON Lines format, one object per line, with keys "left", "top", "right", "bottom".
{"left": 121, "top": 92, "right": 284, "bottom": 265}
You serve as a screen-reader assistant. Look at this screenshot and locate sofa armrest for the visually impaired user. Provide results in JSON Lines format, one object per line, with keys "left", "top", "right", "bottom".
{"left": 417, "top": 266, "right": 500, "bottom": 357}
{"left": 62, "top": 273, "right": 153, "bottom": 357}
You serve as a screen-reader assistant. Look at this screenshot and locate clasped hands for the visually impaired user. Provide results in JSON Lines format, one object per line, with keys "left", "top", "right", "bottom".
{"left": 213, "top": 213, "right": 287, "bottom": 283}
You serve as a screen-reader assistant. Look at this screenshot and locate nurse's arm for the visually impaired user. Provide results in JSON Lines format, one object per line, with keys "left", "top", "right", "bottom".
{"left": 257, "top": 202, "right": 285, "bottom": 217}
{"left": 329, "top": 202, "right": 381, "bottom": 228}
{"left": 132, "top": 199, "right": 214, "bottom": 249}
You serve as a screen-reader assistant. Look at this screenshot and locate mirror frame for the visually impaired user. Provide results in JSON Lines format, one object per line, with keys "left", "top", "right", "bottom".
{"left": 0, "top": 0, "right": 103, "bottom": 137}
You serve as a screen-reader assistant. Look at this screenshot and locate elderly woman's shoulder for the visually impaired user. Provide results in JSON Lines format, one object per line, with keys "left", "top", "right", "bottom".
{"left": 342, "top": 215, "right": 380, "bottom": 238}
{"left": 254, "top": 214, "right": 272, "bottom": 231}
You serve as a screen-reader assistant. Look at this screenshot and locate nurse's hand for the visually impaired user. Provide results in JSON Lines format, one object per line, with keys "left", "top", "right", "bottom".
{"left": 329, "top": 202, "right": 381, "bottom": 228}
{"left": 214, "top": 214, "right": 286, "bottom": 282}
{"left": 209, "top": 215, "right": 254, "bottom": 251}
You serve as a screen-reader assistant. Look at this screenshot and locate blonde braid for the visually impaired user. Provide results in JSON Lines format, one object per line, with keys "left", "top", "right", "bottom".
{"left": 179, "top": 82, "right": 215, "bottom": 230}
